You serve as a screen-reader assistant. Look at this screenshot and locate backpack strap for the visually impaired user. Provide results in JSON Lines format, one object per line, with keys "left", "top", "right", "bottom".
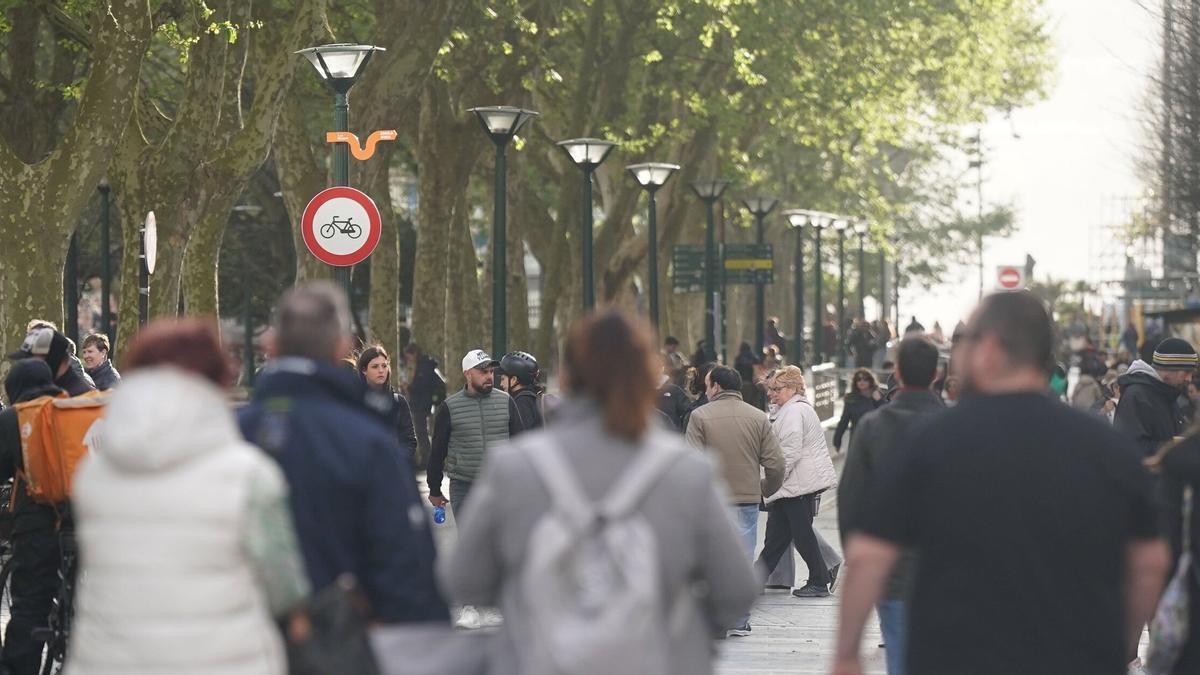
{"left": 522, "top": 437, "right": 596, "bottom": 532}
{"left": 600, "top": 433, "right": 685, "bottom": 521}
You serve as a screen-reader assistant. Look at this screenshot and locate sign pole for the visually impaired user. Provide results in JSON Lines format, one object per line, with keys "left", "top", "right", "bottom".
{"left": 333, "top": 91, "right": 351, "bottom": 301}
{"left": 648, "top": 188, "right": 660, "bottom": 331}
{"left": 755, "top": 212, "right": 766, "bottom": 352}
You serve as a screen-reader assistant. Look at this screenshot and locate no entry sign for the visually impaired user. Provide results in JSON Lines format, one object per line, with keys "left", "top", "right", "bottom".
{"left": 301, "top": 187, "right": 382, "bottom": 267}
{"left": 996, "top": 265, "right": 1025, "bottom": 290}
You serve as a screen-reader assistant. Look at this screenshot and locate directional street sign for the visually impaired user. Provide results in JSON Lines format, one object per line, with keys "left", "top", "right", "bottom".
{"left": 672, "top": 243, "right": 774, "bottom": 292}
{"left": 672, "top": 245, "right": 706, "bottom": 294}
{"left": 143, "top": 211, "right": 158, "bottom": 275}
{"left": 301, "top": 187, "right": 382, "bottom": 267}
{"left": 723, "top": 243, "right": 773, "bottom": 285}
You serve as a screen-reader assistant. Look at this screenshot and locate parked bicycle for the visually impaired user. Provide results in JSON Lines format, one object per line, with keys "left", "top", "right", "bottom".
{"left": 319, "top": 216, "right": 362, "bottom": 240}
{"left": 31, "top": 527, "right": 75, "bottom": 675}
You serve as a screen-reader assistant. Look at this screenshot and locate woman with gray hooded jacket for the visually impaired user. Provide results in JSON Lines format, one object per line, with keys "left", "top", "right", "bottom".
{"left": 441, "top": 311, "right": 758, "bottom": 675}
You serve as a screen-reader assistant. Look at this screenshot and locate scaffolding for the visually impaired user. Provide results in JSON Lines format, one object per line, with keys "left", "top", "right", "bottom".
{"left": 1088, "top": 194, "right": 1199, "bottom": 350}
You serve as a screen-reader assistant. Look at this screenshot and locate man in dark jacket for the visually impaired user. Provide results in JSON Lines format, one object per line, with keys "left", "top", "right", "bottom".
{"left": 1114, "top": 337, "right": 1197, "bottom": 457}
{"left": 838, "top": 336, "right": 943, "bottom": 675}
{"left": 80, "top": 333, "right": 120, "bottom": 391}
{"left": 239, "top": 283, "right": 449, "bottom": 625}
{"left": 656, "top": 356, "right": 690, "bottom": 431}
{"left": 403, "top": 343, "right": 444, "bottom": 468}
{"left": 8, "top": 327, "right": 95, "bottom": 397}
{"left": 0, "top": 360, "right": 66, "bottom": 675}
{"left": 498, "top": 351, "right": 545, "bottom": 431}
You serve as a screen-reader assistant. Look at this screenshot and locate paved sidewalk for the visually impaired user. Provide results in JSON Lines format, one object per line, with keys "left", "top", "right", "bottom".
{"left": 715, "top": 446, "right": 885, "bottom": 675}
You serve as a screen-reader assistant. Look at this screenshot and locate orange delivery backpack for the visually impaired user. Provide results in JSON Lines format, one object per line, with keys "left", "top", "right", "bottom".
{"left": 14, "top": 391, "right": 108, "bottom": 505}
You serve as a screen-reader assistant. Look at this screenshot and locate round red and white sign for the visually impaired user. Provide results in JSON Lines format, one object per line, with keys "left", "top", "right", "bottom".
{"left": 301, "top": 187, "right": 382, "bottom": 267}
{"left": 998, "top": 267, "right": 1022, "bottom": 289}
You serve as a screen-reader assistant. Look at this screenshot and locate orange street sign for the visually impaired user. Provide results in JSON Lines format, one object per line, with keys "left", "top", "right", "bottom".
{"left": 325, "top": 130, "right": 398, "bottom": 160}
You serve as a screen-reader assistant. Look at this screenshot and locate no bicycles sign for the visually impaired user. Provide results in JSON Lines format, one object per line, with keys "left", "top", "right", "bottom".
{"left": 301, "top": 187, "right": 382, "bottom": 267}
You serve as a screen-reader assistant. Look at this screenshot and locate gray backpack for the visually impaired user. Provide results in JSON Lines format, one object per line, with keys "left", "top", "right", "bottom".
{"left": 518, "top": 433, "right": 687, "bottom": 675}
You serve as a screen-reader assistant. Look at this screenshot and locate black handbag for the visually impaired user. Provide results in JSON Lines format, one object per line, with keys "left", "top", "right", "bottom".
{"left": 287, "top": 575, "right": 380, "bottom": 675}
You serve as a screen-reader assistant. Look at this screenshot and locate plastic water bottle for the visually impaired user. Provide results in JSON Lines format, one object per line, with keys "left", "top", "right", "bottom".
{"left": 432, "top": 505, "right": 446, "bottom": 525}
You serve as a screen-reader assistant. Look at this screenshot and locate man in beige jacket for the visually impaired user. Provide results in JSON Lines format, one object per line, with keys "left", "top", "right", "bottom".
{"left": 686, "top": 365, "right": 785, "bottom": 637}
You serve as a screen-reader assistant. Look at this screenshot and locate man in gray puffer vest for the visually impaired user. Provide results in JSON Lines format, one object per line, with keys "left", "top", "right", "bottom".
{"left": 427, "top": 349, "right": 525, "bottom": 520}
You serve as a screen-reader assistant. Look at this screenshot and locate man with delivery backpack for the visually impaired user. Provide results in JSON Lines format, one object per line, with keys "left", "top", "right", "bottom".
{"left": 0, "top": 341, "right": 106, "bottom": 675}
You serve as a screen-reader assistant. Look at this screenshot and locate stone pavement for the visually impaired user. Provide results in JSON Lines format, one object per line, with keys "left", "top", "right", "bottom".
{"left": 715, "top": 448, "right": 885, "bottom": 675}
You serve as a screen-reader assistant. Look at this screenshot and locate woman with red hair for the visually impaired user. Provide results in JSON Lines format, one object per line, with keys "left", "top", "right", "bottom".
{"left": 441, "top": 311, "right": 758, "bottom": 675}
{"left": 68, "top": 319, "right": 308, "bottom": 674}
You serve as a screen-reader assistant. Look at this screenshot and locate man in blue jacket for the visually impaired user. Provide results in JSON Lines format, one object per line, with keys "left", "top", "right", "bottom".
{"left": 239, "top": 283, "right": 449, "bottom": 624}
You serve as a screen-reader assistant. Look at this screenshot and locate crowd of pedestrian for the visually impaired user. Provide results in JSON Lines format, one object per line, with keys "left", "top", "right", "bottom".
{"left": 5, "top": 283, "right": 1200, "bottom": 674}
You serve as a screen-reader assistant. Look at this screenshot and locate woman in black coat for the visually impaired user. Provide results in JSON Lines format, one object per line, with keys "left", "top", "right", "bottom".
{"left": 832, "top": 368, "right": 884, "bottom": 452}
{"left": 357, "top": 345, "right": 419, "bottom": 467}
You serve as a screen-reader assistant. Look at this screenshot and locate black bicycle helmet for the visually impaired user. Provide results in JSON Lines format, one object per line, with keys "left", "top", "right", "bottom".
{"left": 499, "top": 351, "right": 539, "bottom": 386}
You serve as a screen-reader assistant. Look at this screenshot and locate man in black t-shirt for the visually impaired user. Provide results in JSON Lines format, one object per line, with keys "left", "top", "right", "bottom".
{"left": 832, "top": 292, "right": 1171, "bottom": 675}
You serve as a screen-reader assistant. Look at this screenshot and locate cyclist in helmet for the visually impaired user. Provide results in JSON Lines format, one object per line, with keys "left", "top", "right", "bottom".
{"left": 498, "top": 351, "right": 544, "bottom": 432}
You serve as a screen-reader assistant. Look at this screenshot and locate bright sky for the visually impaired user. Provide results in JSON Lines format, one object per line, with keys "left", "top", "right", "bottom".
{"left": 907, "top": 0, "right": 1159, "bottom": 328}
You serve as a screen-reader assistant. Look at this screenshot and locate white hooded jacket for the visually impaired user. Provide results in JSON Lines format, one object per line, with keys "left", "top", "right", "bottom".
{"left": 763, "top": 394, "right": 837, "bottom": 504}
{"left": 67, "top": 368, "right": 288, "bottom": 675}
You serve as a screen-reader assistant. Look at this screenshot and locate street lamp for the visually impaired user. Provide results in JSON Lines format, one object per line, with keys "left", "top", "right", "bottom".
{"left": 691, "top": 179, "right": 730, "bottom": 362}
{"left": 469, "top": 105, "right": 539, "bottom": 356}
{"left": 296, "top": 43, "right": 385, "bottom": 300}
{"left": 783, "top": 209, "right": 811, "bottom": 365}
{"left": 232, "top": 204, "right": 264, "bottom": 388}
{"left": 833, "top": 217, "right": 849, "bottom": 366}
{"left": 742, "top": 197, "right": 778, "bottom": 354}
{"left": 559, "top": 138, "right": 618, "bottom": 313}
{"left": 97, "top": 179, "right": 113, "bottom": 342}
{"left": 627, "top": 162, "right": 680, "bottom": 330}
{"left": 854, "top": 219, "right": 869, "bottom": 321}
{"left": 807, "top": 211, "right": 834, "bottom": 361}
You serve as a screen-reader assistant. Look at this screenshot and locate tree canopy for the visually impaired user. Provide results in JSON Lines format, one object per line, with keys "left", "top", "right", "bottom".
{"left": 0, "top": 0, "right": 1054, "bottom": 381}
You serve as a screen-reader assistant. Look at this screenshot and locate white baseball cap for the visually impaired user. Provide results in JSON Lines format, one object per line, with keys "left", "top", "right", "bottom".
{"left": 462, "top": 349, "right": 498, "bottom": 372}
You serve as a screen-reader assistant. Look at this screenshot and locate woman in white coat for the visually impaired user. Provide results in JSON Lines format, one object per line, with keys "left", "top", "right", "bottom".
{"left": 67, "top": 320, "right": 308, "bottom": 675}
{"left": 754, "top": 366, "right": 839, "bottom": 597}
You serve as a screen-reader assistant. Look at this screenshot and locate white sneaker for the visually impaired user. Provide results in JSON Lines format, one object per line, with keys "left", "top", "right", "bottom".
{"left": 1127, "top": 657, "right": 1146, "bottom": 675}
{"left": 455, "top": 605, "right": 481, "bottom": 630}
{"left": 480, "top": 608, "right": 504, "bottom": 628}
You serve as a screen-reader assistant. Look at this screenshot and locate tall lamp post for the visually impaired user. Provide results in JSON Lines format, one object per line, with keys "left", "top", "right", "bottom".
{"left": 854, "top": 219, "right": 868, "bottom": 320}
{"left": 783, "top": 210, "right": 811, "bottom": 365}
{"left": 98, "top": 179, "right": 113, "bottom": 341}
{"left": 691, "top": 179, "right": 730, "bottom": 362}
{"left": 296, "top": 43, "right": 385, "bottom": 301}
{"left": 558, "top": 138, "right": 618, "bottom": 313}
{"left": 833, "top": 218, "right": 848, "bottom": 365}
{"left": 469, "top": 106, "right": 539, "bottom": 356}
{"left": 627, "top": 162, "right": 680, "bottom": 330}
{"left": 233, "top": 204, "right": 264, "bottom": 388}
{"left": 809, "top": 212, "right": 832, "bottom": 361}
{"left": 742, "top": 197, "right": 778, "bottom": 354}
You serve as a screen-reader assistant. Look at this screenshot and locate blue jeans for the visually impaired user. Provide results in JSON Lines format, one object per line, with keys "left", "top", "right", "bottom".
{"left": 728, "top": 504, "right": 759, "bottom": 628}
{"left": 877, "top": 599, "right": 907, "bottom": 675}
{"left": 449, "top": 478, "right": 473, "bottom": 523}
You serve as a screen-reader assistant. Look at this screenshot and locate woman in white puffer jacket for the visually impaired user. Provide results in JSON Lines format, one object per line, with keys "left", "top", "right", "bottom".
{"left": 754, "top": 365, "right": 838, "bottom": 598}
{"left": 66, "top": 320, "right": 308, "bottom": 675}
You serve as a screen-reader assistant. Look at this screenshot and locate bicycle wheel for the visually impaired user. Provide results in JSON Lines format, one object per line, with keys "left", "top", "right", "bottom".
{"left": 0, "top": 548, "right": 15, "bottom": 651}
{"left": 348, "top": 223, "right": 362, "bottom": 239}
{"left": 319, "top": 223, "right": 335, "bottom": 239}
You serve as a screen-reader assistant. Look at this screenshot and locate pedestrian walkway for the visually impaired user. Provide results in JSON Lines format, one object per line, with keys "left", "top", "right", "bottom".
{"left": 715, "top": 448, "right": 885, "bottom": 675}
